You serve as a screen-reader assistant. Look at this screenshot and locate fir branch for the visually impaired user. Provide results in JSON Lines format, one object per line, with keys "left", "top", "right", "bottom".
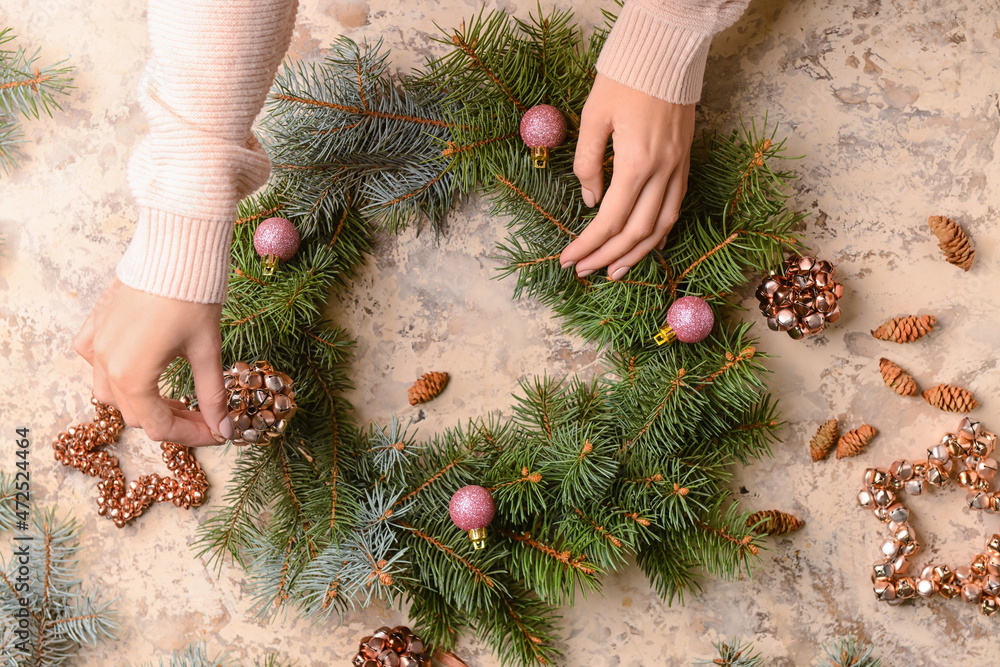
{"left": 494, "top": 174, "right": 577, "bottom": 238}
{"left": 0, "top": 471, "right": 15, "bottom": 531}
{"left": 696, "top": 638, "right": 762, "bottom": 667}
{"left": 269, "top": 92, "right": 451, "bottom": 127}
{"left": 474, "top": 586, "right": 562, "bottom": 667}
{"left": 193, "top": 445, "right": 279, "bottom": 570}
{"left": 0, "top": 28, "right": 74, "bottom": 173}
{"left": 0, "top": 506, "right": 117, "bottom": 667}
{"left": 137, "top": 641, "right": 298, "bottom": 667}
{"left": 818, "top": 635, "right": 883, "bottom": 667}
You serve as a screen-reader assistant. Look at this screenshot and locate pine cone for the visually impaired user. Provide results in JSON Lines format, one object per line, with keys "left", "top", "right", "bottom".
{"left": 408, "top": 371, "right": 449, "bottom": 405}
{"left": 809, "top": 418, "right": 838, "bottom": 462}
{"left": 878, "top": 358, "right": 918, "bottom": 397}
{"left": 928, "top": 215, "right": 975, "bottom": 271}
{"left": 922, "top": 384, "right": 978, "bottom": 413}
{"left": 746, "top": 509, "right": 804, "bottom": 536}
{"left": 837, "top": 424, "right": 877, "bottom": 459}
{"left": 871, "top": 315, "right": 936, "bottom": 343}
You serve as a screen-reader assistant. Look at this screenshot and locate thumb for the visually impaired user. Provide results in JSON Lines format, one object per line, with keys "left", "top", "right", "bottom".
{"left": 187, "top": 336, "right": 232, "bottom": 442}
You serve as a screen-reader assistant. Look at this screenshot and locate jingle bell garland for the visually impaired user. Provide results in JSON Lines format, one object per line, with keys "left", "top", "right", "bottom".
{"left": 859, "top": 418, "right": 1000, "bottom": 615}
{"left": 156, "top": 8, "right": 807, "bottom": 665}
{"left": 52, "top": 397, "right": 208, "bottom": 528}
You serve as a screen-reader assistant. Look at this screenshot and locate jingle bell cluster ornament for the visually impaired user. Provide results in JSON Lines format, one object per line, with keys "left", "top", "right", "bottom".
{"left": 859, "top": 417, "right": 1000, "bottom": 615}
{"left": 352, "top": 626, "right": 430, "bottom": 667}
{"left": 519, "top": 104, "right": 567, "bottom": 168}
{"left": 253, "top": 216, "right": 300, "bottom": 275}
{"left": 224, "top": 360, "right": 297, "bottom": 445}
{"left": 449, "top": 484, "right": 495, "bottom": 550}
{"left": 654, "top": 296, "right": 715, "bottom": 346}
{"left": 52, "top": 396, "right": 208, "bottom": 528}
{"left": 756, "top": 256, "right": 843, "bottom": 339}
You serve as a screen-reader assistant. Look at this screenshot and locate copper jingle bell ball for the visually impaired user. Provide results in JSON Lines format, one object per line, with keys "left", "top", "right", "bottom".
{"left": 755, "top": 255, "right": 843, "bottom": 339}
{"left": 352, "top": 625, "right": 430, "bottom": 667}
{"left": 654, "top": 296, "right": 715, "bottom": 345}
{"left": 519, "top": 104, "right": 567, "bottom": 168}
{"left": 253, "top": 217, "right": 300, "bottom": 275}
{"left": 448, "top": 485, "right": 496, "bottom": 550}
{"left": 223, "top": 360, "right": 297, "bottom": 445}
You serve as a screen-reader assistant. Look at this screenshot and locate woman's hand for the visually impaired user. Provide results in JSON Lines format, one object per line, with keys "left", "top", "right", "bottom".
{"left": 73, "top": 277, "right": 233, "bottom": 447}
{"left": 561, "top": 73, "right": 695, "bottom": 279}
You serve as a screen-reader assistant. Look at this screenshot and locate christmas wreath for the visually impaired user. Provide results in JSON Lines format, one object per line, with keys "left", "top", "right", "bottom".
{"left": 161, "top": 7, "right": 803, "bottom": 665}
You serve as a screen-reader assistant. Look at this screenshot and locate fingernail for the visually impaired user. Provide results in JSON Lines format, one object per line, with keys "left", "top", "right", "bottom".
{"left": 581, "top": 188, "right": 596, "bottom": 208}
{"left": 218, "top": 416, "right": 234, "bottom": 440}
{"left": 561, "top": 259, "right": 576, "bottom": 269}
{"left": 577, "top": 268, "right": 595, "bottom": 278}
{"left": 610, "top": 266, "right": 629, "bottom": 281}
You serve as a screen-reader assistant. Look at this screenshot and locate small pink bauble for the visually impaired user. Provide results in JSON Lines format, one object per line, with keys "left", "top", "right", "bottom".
{"left": 666, "top": 296, "right": 715, "bottom": 343}
{"left": 253, "top": 217, "right": 300, "bottom": 261}
{"left": 520, "top": 104, "right": 567, "bottom": 168}
{"left": 519, "top": 104, "right": 568, "bottom": 149}
{"left": 448, "top": 485, "right": 495, "bottom": 531}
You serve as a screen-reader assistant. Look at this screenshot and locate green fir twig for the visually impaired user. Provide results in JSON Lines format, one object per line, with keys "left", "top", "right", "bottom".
{"left": 0, "top": 28, "right": 74, "bottom": 174}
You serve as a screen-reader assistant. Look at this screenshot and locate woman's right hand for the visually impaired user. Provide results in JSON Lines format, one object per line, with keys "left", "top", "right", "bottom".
{"left": 73, "top": 276, "right": 233, "bottom": 447}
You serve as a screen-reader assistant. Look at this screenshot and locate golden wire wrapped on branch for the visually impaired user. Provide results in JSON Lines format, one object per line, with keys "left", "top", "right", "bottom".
{"left": 224, "top": 360, "right": 297, "bottom": 445}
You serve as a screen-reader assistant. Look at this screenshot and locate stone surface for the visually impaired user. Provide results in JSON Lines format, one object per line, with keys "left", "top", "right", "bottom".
{"left": 3, "top": 0, "right": 999, "bottom": 665}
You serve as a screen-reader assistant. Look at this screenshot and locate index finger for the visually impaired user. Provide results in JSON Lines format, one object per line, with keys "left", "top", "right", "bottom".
{"left": 128, "top": 389, "right": 217, "bottom": 447}
{"left": 561, "top": 166, "right": 649, "bottom": 271}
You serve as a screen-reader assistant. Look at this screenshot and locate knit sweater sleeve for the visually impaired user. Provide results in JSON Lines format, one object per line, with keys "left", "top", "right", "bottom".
{"left": 116, "top": 0, "right": 298, "bottom": 304}
{"left": 596, "top": 0, "right": 751, "bottom": 105}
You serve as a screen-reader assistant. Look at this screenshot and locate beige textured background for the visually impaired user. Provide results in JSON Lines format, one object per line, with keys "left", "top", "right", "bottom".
{"left": 3, "top": 0, "right": 1000, "bottom": 664}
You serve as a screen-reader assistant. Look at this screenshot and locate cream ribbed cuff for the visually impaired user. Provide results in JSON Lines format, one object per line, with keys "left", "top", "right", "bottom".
{"left": 116, "top": 208, "right": 234, "bottom": 304}
{"left": 597, "top": 1, "right": 713, "bottom": 105}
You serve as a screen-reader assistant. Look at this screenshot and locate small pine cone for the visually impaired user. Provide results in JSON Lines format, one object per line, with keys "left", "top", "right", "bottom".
{"left": 871, "top": 315, "right": 936, "bottom": 343}
{"left": 746, "top": 509, "right": 804, "bottom": 536}
{"left": 928, "top": 215, "right": 975, "bottom": 271}
{"left": 809, "top": 418, "right": 838, "bottom": 462}
{"left": 408, "top": 371, "right": 449, "bottom": 405}
{"left": 878, "top": 358, "right": 918, "bottom": 397}
{"left": 922, "top": 384, "right": 978, "bottom": 413}
{"left": 837, "top": 424, "right": 877, "bottom": 459}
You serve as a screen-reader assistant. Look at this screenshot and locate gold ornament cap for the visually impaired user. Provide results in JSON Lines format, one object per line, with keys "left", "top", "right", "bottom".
{"left": 468, "top": 527, "right": 488, "bottom": 550}
{"left": 654, "top": 324, "right": 677, "bottom": 346}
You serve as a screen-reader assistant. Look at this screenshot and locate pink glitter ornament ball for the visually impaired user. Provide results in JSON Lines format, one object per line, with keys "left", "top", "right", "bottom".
{"left": 519, "top": 104, "right": 567, "bottom": 168}
{"left": 449, "top": 485, "right": 496, "bottom": 550}
{"left": 654, "top": 296, "right": 715, "bottom": 345}
{"left": 254, "top": 217, "right": 300, "bottom": 275}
